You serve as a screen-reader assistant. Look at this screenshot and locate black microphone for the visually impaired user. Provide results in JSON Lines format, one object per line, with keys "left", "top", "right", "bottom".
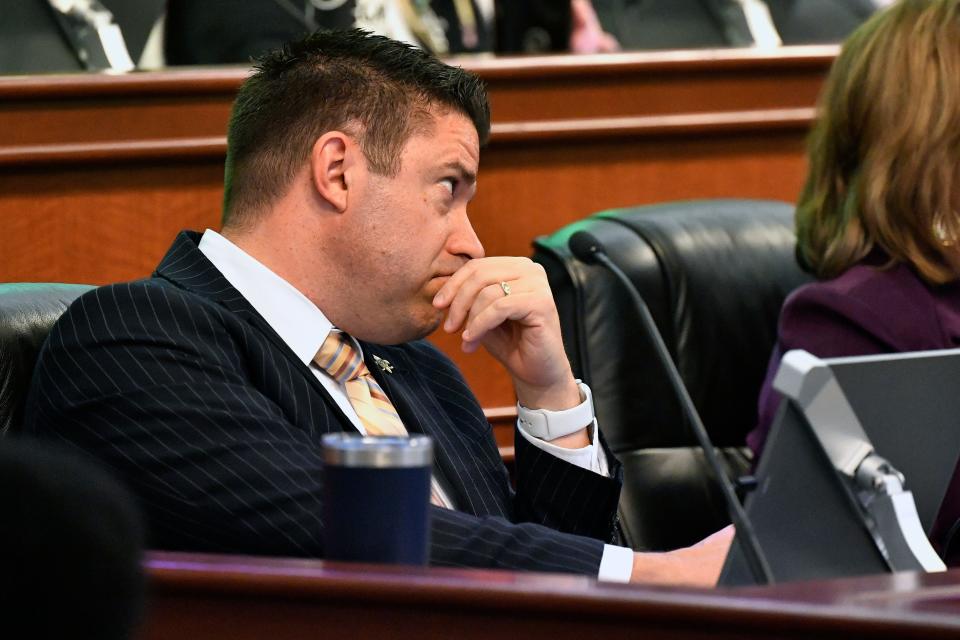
{"left": 568, "top": 230, "right": 774, "bottom": 585}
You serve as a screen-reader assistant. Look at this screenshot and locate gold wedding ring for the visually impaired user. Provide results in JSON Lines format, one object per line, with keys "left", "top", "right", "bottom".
{"left": 499, "top": 281, "right": 512, "bottom": 296}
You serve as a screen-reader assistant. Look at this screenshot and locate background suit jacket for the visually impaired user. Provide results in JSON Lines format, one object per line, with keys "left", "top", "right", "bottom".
{"left": 164, "top": 0, "right": 569, "bottom": 64}
{"left": 592, "top": 0, "right": 877, "bottom": 50}
{"left": 25, "top": 231, "right": 622, "bottom": 574}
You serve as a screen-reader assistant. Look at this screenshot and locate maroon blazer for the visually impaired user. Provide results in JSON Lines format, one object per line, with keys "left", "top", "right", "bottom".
{"left": 747, "top": 255, "right": 960, "bottom": 558}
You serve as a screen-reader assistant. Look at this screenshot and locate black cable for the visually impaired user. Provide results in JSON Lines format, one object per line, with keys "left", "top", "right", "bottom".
{"left": 569, "top": 230, "right": 774, "bottom": 585}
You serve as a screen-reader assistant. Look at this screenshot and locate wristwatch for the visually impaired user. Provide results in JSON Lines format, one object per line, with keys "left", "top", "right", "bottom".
{"left": 517, "top": 380, "right": 594, "bottom": 441}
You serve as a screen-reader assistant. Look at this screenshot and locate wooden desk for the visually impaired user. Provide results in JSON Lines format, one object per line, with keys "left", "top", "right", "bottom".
{"left": 141, "top": 551, "right": 960, "bottom": 640}
{"left": 0, "top": 47, "right": 835, "bottom": 436}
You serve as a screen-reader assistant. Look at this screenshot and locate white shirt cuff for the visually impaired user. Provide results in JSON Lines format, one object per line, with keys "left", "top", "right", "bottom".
{"left": 598, "top": 544, "right": 634, "bottom": 582}
{"left": 516, "top": 417, "right": 609, "bottom": 475}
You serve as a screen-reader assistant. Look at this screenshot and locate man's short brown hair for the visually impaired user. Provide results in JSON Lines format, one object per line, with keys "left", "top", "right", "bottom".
{"left": 222, "top": 29, "right": 490, "bottom": 229}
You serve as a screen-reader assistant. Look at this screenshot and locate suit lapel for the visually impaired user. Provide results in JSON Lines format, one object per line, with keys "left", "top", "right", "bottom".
{"left": 360, "top": 341, "right": 473, "bottom": 509}
{"left": 760, "top": 0, "right": 797, "bottom": 31}
{"left": 700, "top": 0, "right": 754, "bottom": 46}
{"left": 153, "top": 231, "right": 356, "bottom": 432}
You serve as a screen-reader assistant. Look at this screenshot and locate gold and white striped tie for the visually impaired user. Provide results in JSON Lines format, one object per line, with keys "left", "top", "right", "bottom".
{"left": 314, "top": 331, "right": 452, "bottom": 508}
{"left": 315, "top": 331, "right": 406, "bottom": 436}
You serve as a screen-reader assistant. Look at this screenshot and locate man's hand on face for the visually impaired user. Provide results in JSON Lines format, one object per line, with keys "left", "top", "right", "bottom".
{"left": 630, "top": 526, "right": 735, "bottom": 587}
{"left": 432, "top": 257, "right": 583, "bottom": 415}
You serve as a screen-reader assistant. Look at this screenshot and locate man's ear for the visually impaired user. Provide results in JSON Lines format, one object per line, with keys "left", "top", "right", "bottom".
{"left": 309, "top": 131, "right": 353, "bottom": 213}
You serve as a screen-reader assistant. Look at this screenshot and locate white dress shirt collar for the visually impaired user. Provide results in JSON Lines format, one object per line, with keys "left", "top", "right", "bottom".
{"left": 731, "top": 0, "right": 782, "bottom": 48}
{"left": 197, "top": 228, "right": 332, "bottom": 365}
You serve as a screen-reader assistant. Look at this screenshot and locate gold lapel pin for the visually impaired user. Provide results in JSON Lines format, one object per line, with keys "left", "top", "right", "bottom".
{"left": 372, "top": 355, "right": 394, "bottom": 374}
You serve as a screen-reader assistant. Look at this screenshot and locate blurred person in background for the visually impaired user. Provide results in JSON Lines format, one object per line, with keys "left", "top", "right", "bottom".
{"left": 591, "top": 0, "right": 890, "bottom": 50}
{"left": 0, "top": 439, "right": 144, "bottom": 639}
{"left": 164, "top": 0, "right": 617, "bottom": 64}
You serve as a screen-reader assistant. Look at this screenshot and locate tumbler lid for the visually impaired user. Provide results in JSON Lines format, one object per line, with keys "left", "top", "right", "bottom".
{"left": 321, "top": 433, "right": 433, "bottom": 468}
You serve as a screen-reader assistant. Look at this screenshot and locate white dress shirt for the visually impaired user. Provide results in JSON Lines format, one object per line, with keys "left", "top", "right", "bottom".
{"left": 732, "top": 0, "right": 891, "bottom": 49}
{"left": 733, "top": 0, "right": 782, "bottom": 48}
{"left": 198, "top": 229, "right": 633, "bottom": 582}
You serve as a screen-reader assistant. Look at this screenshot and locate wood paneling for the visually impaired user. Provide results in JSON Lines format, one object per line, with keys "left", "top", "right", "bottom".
{"left": 0, "top": 47, "right": 836, "bottom": 437}
{"left": 139, "top": 551, "right": 960, "bottom": 640}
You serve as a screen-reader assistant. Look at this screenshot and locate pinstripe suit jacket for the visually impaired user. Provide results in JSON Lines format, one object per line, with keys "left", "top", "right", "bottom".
{"left": 25, "top": 232, "right": 622, "bottom": 574}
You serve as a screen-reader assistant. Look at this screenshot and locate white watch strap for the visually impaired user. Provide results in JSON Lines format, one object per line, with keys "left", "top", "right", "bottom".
{"left": 517, "top": 380, "right": 594, "bottom": 441}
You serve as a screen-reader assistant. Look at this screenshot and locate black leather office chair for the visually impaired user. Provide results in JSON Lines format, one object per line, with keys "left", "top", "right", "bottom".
{"left": 0, "top": 283, "right": 94, "bottom": 435}
{"left": 533, "top": 199, "right": 811, "bottom": 551}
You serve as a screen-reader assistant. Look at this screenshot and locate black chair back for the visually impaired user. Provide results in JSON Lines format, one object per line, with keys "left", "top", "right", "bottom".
{"left": 533, "top": 199, "right": 811, "bottom": 549}
{"left": 0, "top": 283, "right": 93, "bottom": 435}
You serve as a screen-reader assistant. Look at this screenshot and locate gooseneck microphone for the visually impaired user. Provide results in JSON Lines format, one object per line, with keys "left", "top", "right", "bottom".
{"left": 568, "top": 230, "right": 774, "bottom": 585}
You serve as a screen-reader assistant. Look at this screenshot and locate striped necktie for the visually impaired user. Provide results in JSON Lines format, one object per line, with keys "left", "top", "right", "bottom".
{"left": 314, "top": 331, "right": 453, "bottom": 509}
{"left": 314, "top": 331, "right": 406, "bottom": 436}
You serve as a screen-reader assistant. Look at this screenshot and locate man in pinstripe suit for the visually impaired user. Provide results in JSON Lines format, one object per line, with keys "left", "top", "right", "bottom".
{"left": 26, "top": 29, "right": 731, "bottom": 584}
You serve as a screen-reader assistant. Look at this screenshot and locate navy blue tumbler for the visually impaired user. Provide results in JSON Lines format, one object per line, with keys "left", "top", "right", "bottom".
{"left": 321, "top": 433, "right": 433, "bottom": 565}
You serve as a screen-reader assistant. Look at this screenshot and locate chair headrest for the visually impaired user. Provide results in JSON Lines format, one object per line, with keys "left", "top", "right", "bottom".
{"left": 0, "top": 283, "right": 94, "bottom": 435}
{"left": 533, "top": 199, "right": 811, "bottom": 450}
